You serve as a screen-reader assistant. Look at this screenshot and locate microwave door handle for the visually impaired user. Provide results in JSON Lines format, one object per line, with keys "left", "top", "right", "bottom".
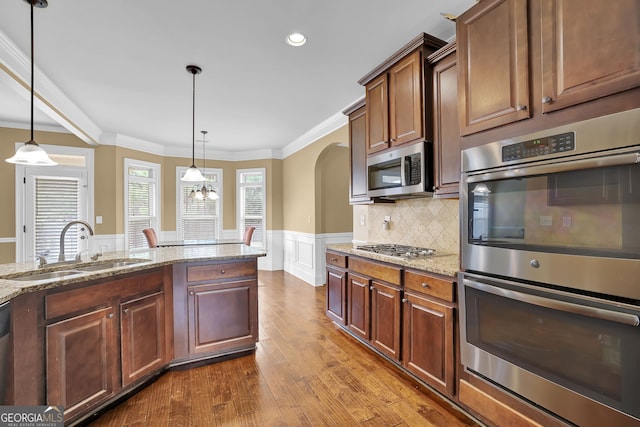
{"left": 466, "top": 152, "right": 640, "bottom": 183}
{"left": 463, "top": 278, "right": 640, "bottom": 327}
{"left": 402, "top": 156, "right": 409, "bottom": 186}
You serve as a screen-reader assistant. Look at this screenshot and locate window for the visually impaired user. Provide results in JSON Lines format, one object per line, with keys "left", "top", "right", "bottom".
{"left": 125, "top": 159, "right": 160, "bottom": 249}
{"left": 176, "top": 168, "right": 222, "bottom": 240}
{"left": 237, "top": 169, "right": 265, "bottom": 247}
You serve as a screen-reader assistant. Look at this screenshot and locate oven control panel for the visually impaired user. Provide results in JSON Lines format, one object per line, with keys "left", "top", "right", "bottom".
{"left": 502, "top": 131, "right": 575, "bottom": 161}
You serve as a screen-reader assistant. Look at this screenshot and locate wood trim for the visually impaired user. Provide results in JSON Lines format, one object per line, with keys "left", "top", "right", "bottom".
{"left": 348, "top": 257, "right": 401, "bottom": 285}
{"left": 342, "top": 97, "right": 366, "bottom": 115}
{"left": 427, "top": 41, "right": 457, "bottom": 64}
{"left": 358, "top": 33, "right": 446, "bottom": 85}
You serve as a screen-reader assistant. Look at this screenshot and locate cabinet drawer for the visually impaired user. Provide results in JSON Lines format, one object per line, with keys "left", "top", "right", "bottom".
{"left": 326, "top": 252, "right": 347, "bottom": 268}
{"left": 349, "top": 257, "right": 401, "bottom": 286}
{"left": 186, "top": 261, "right": 256, "bottom": 283}
{"left": 404, "top": 270, "right": 454, "bottom": 302}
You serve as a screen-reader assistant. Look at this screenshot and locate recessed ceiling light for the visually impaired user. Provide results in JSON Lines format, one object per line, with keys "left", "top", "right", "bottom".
{"left": 286, "top": 32, "right": 307, "bottom": 47}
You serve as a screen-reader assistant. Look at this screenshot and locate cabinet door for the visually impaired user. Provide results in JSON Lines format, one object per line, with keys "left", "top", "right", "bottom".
{"left": 540, "top": 0, "right": 640, "bottom": 113}
{"left": 326, "top": 267, "right": 348, "bottom": 326}
{"left": 120, "top": 292, "right": 166, "bottom": 387}
{"left": 402, "top": 292, "right": 454, "bottom": 396}
{"left": 46, "top": 307, "right": 117, "bottom": 421}
{"left": 389, "top": 50, "right": 424, "bottom": 147}
{"left": 457, "top": 0, "right": 530, "bottom": 135}
{"left": 347, "top": 273, "right": 371, "bottom": 341}
{"left": 188, "top": 279, "right": 258, "bottom": 355}
{"left": 349, "top": 105, "right": 371, "bottom": 203}
{"left": 365, "top": 74, "right": 389, "bottom": 154}
{"left": 371, "top": 281, "right": 401, "bottom": 361}
{"left": 432, "top": 50, "right": 460, "bottom": 197}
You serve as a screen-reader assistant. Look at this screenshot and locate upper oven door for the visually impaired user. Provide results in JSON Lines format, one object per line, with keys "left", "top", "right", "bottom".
{"left": 461, "top": 148, "right": 640, "bottom": 300}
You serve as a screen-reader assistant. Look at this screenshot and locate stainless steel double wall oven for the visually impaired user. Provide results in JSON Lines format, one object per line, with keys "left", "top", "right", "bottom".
{"left": 459, "top": 108, "right": 640, "bottom": 427}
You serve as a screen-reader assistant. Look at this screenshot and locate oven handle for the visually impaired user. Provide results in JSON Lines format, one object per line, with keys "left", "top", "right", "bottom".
{"left": 466, "top": 151, "right": 640, "bottom": 183}
{"left": 463, "top": 278, "right": 640, "bottom": 327}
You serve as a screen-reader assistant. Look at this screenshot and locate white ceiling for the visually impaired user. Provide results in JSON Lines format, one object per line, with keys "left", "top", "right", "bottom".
{"left": 0, "top": 0, "right": 474, "bottom": 159}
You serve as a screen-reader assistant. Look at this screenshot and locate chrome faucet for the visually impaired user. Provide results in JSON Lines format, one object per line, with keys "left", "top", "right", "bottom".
{"left": 59, "top": 220, "right": 94, "bottom": 262}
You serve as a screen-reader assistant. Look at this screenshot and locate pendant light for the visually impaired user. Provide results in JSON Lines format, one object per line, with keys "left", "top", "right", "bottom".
{"left": 180, "top": 65, "right": 205, "bottom": 182}
{"left": 199, "top": 130, "right": 219, "bottom": 200}
{"left": 6, "top": 0, "right": 57, "bottom": 166}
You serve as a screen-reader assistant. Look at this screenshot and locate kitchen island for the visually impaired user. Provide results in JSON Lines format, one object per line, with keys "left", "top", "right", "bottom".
{"left": 0, "top": 244, "right": 266, "bottom": 425}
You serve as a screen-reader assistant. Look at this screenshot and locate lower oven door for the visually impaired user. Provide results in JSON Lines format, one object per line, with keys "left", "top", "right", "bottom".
{"left": 459, "top": 272, "right": 640, "bottom": 427}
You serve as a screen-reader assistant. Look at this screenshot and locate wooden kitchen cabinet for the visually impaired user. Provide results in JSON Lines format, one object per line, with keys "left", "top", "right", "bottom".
{"left": 46, "top": 307, "right": 117, "bottom": 420}
{"left": 44, "top": 268, "right": 166, "bottom": 423}
{"left": 347, "top": 272, "right": 371, "bottom": 341}
{"left": 360, "top": 33, "right": 446, "bottom": 154}
{"left": 539, "top": 0, "right": 640, "bottom": 113}
{"left": 326, "top": 251, "right": 348, "bottom": 325}
{"left": 457, "top": 0, "right": 640, "bottom": 138}
{"left": 174, "top": 259, "right": 258, "bottom": 358}
{"left": 402, "top": 270, "right": 456, "bottom": 397}
{"left": 120, "top": 291, "right": 166, "bottom": 387}
{"left": 343, "top": 100, "right": 372, "bottom": 204}
{"left": 371, "top": 280, "right": 402, "bottom": 360}
{"left": 457, "top": 0, "right": 530, "bottom": 136}
{"left": 430, "top": 42, "right": 461, "bottom": 198}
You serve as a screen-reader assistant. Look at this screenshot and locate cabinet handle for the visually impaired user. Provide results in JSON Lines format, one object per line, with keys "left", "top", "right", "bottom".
{"left": 542, "top": 96, "right": 553, "bottom": 104}
{"left": 516, "top": 104, "right": 527, "bottom": 111}
{"left": 123, "top": 308, "right": 129, "bottom": 314}
{"left": 189, "top": 291, "right": 194, "bottom": 295}
{"left": 220, "top": 270, "right": 226, "bottom": 274}
{"left": 421, "top": 282, "right": 429, "bottom": 288}
{"left": 402, "top": 298, "right": 408, "bottom": 303}
{"left": 107, "top": 313, "right": 114, "bottom": 319}
{"left": 331, "top": 258, "right": 337, "bottom": 262}
{"left": 369, "top": 286, "right": 374, "bottom": 290}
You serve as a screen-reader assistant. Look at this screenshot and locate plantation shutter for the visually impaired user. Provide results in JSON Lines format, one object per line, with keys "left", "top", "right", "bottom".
{"left": 34, "top": 176, "right": 80, "bottom": 263}
{"left": 177, "top": 170, "right": 221, "bottom": 240}
{"left": 238, "top": 170, "right": 265, "bottom": 247}
{"left": 128, "top": 180, "right": 153, "bottom": 249}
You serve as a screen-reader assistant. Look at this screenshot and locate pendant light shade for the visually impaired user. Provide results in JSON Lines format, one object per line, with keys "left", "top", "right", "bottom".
{"left": 180, "top": 65, "right": 205, "bottom": 182}
{"left": 199, "top": 130, "right": 219, "bottom": 200}
{"left": 6, "top": 0, "right": 57, "bottom": 166}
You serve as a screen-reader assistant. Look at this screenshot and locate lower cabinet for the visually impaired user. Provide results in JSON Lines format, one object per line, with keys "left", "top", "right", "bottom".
{"left": 46, "top": 307, "right": 118, "bottom": 421}
{"left": 173, "top": 259, "right": 259, "bottom": 361}
{"left": 120, "top": 291, "right": 166, "bottom": 387}
{"left": 326, "top": 251, "right": 348, "bottom": 325}
{"left": 44, "top": 268, "right": 166, "bottom": 423}
{"left": 371, "top": 281, "right": 402, "bottom": 360}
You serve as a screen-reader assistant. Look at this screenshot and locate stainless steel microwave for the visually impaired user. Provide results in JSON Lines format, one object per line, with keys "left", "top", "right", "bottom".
{"left": 366, "top": 141, "right": 433, "bottom": 199}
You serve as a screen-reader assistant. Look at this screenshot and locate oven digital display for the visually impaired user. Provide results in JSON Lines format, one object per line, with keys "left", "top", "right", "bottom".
{"left": 502, "top": 131, "right": 575, "bottom": 161}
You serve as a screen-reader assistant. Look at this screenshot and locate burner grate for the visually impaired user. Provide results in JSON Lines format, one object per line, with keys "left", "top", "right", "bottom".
{"left": 356, "top": 244, "right": 435, "bottom": 258}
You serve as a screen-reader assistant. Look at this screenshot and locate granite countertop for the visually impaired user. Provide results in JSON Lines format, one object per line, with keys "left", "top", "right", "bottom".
{"left": 326, "top": 243, "right": 460, "bottom": 277}
{"left": 0, "top": 244, "right": 266, "bottom": 304}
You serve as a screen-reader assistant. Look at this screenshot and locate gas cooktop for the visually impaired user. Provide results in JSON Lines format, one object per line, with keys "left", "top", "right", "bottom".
{"left": 355, "top": 244, "right": 436, "bottom": 259}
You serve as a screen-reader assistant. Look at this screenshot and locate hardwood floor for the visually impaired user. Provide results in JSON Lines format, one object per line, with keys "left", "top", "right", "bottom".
{"left": 88, "top": 270, "right": 480, "bottom": 427}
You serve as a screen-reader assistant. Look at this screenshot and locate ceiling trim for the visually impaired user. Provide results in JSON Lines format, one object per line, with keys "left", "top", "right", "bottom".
{"left": 0, "top": 119, "right": 68, "bottom": 134}
{"left": 280, "top": 107, "right": 351, "bottom": 159}
{"left": 0, "top": 30, "right": 103, "bottom": 145}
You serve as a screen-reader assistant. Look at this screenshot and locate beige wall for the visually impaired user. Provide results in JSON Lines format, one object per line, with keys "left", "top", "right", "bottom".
{"left": 316, "top": 144, "right": 352, "bottom": 233}
{"left": 0, "top": 126, "right": 289, "bottom": 263}
{"left": 282, "top": 125, "right": 350, "bottom": 233}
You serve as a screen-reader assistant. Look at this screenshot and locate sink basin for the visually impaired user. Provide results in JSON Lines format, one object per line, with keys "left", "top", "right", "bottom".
{"left": 74, "top": 259, "right": 148, "bottom": 272}
{"left": 8, "top": 270, "right": 84, "bottom": 281}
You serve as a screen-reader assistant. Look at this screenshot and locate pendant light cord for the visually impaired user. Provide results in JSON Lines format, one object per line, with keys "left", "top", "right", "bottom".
{"left": 191, "top": 70, "right": 196, "bottom": 167}
{"left": 30, "top": 1, "right": 35, "bottom": 142}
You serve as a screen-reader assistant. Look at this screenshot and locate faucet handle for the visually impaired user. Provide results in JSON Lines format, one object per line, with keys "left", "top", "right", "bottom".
{"left": 75, "top": 249, "right": 89, "bottom": 261}
{"left": 34, "top": 254, "right": 48, "bottom": 268}
{"left": 90, "top": 252, "right": 103, "bottom": 261}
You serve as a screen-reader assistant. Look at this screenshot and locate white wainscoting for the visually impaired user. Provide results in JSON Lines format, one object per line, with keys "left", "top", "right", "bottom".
{"left": 283, "top": 231, "right": 353, "bottom": 286}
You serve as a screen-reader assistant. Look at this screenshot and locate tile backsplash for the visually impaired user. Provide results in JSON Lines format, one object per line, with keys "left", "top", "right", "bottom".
{"left": 365, "top": 198, "right": 460, "bottom": 255}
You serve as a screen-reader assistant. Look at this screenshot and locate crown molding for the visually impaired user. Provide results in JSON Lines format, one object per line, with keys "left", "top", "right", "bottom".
{"left": 281, "top": 109, "right": 348, "bottom": 159}
{"left": 0, "top": 119, "right": 69, "bottom": 134}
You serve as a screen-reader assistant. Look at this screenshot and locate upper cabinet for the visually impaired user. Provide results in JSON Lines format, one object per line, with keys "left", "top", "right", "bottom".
{"left": 344, "top": 100, "right": 371, "bottom": 204}
{"left": 457, "top": 0, "right": 530, "bottom": 136}
{"left": 359, "top": 33, "right": 446, "bottom": 154}
{"left": 457, "top": 0, "right": 640, "bottom": 137}
{"left": 539, "top": 0, "right": 640, "bottom": 113}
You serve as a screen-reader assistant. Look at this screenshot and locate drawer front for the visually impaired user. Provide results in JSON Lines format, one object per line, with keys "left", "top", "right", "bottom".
{"left": 404, "top": 270, "right": 454, "bottom": 302}
{"left": 326, "top": 252, "right": 347, "bottom": 268}
{"left": 187, "top": 260, "right": 256, "bottom": 283}
{"left": 349, "top": 257, "right": 401, "bottom": 286}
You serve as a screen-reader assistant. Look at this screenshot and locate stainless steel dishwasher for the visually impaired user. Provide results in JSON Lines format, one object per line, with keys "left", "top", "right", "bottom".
{"left": 0, "top": 302, "right": 9, "bottom": 405}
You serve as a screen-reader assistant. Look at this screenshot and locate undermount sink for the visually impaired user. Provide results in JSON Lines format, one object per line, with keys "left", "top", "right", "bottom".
{"left": 8, "top": 269, "right": 84, "bottom": 281}
{"left": 3, "top": 258, "right": 150, "bottom": 281}
{"left": 74, "top": 259, "right": 147, "bottom": 272}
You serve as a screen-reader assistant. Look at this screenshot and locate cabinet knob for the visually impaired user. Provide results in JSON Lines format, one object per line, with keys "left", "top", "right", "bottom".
{"left": 516, "top": 104, "right": 527, "bottom": 111}
{"left": 123, "top": 308, "right": 129, "bottom": 314}
{"left": 189, "top": 291, "right": 194, "bottom": 295}
{"left": 107, "top": 313, "right": 114, "bottom": 319}
{"left": 542, "top": 96, "right": 553, "bottom": 104}
{"left": 331, "top": 258, "right": 337, "bottom": 262}
{"left": 220, "top": 270, "right": 226, "bottom": 274}
{"left": 402, "top": 298, "right": 408, "bottom": 303}
{"left": 421, "top": 282, "right": 429, "bottom": 288}
{"left": 369, "top": 286, "right": 374, "bottom": 290}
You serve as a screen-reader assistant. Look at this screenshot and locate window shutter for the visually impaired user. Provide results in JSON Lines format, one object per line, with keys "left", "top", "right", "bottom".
{"left": 128, "top": 180, "right": 154, "bottom": 249}
{"left": 238, "top": 170, "right": 265, "bottom": 247}
{"left": 180, "top": 184, "right": 220, "bottom": 240}
{"left": 34, "top": 177, "right": 80, "bottom": 262}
